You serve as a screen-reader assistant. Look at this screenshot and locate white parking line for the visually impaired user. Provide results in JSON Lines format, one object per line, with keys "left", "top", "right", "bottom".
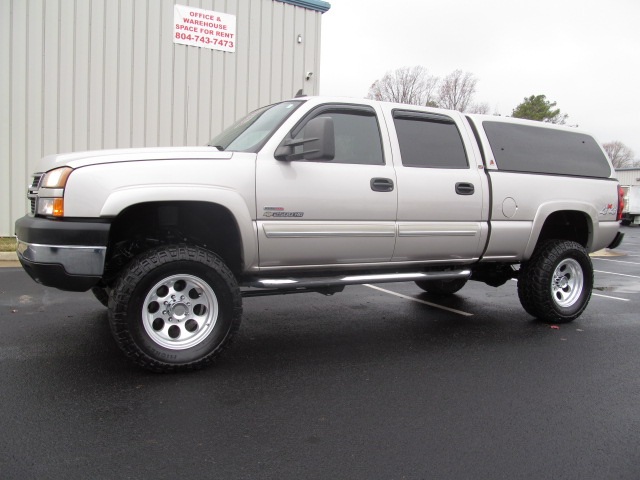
{"left": 595, "top": 270, "right": 640, "bottom": 279}
{"left": 593, "top": 258, "right": 640, "bottom": 266}
{"left": 592, "top": 293, "right": 630, "bottom": 302}
{"left": 364, "top": 284, "right": 474, "bottom": 317}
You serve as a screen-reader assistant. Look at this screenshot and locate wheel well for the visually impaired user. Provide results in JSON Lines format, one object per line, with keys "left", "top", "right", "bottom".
{"left": 104, "top": 202, "right": 243, "bottom": 284}
{"left": 536, "top": 210, "right": 591, "bottom": 249}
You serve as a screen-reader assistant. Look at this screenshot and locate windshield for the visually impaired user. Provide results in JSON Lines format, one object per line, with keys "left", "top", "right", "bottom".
{"left": 208, "top": 101, "right": 303, "bottom": 152}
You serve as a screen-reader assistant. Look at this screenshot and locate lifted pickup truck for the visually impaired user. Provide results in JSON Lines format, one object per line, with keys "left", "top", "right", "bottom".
{"left": 15, "top": 97, "right": 624, "bottom": 372}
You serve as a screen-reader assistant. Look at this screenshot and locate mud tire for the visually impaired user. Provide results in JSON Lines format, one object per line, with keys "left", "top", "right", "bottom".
{"left": 518, "top": 240, "right": 593, "bottom": 323}
{"left": 109, "top": 244, "right": 242, "bottom": 372}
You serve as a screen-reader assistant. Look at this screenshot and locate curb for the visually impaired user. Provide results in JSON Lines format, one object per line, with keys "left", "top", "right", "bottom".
{"left": 0, "top": 252, "right": 18, "bottom": 261}
{"left": 0, "top": 251, "right": 21, "bottom": 268}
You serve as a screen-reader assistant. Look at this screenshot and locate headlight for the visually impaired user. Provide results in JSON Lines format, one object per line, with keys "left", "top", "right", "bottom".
{"left": 37, "top": 167, "right": 73, "bottom": 217}
{"left": 41, "top": 167, "right": 73, "bottom": 188}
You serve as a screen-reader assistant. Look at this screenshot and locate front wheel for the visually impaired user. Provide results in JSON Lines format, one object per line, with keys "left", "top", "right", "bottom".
{"left": 517, "top": 240, "right": 593, "bottom": 323}
{"left": 109, "top": 244, "right": 242, "bottom": 372}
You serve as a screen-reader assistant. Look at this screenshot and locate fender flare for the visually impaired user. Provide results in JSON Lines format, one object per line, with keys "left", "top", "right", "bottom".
{"left": 523, "top": 201, "right": 597, "bottom": 260}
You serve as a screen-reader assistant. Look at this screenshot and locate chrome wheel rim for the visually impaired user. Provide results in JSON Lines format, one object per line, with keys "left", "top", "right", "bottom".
{"left": 551, "top": 258, "right": 584, "bottom": 308}
{"left": 142, "top": 274, "right": 219, "bottom": 350}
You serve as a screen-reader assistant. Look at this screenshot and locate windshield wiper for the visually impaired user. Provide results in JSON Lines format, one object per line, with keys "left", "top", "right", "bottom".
{"left": 208, "top": 145, "right": 225, "bottom": 151}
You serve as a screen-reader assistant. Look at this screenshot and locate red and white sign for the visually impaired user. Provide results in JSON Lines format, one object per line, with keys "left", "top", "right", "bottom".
{"left": 173, "top": 5, "right": 236, "bottom": 52}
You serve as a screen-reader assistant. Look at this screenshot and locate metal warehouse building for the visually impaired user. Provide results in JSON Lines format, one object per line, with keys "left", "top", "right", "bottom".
{"left": 616, "top": 168, "right": 640, "bottom": 188}
{"left": 0, "top": 0, "right": 330, "bottom": 236}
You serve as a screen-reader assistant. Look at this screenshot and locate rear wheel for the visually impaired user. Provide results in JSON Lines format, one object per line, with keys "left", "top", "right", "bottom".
{"left": 109, "top": 244, "right": 242, "bottom": 372}
{"left": 415, "top": 278, "right": 468, "bottom": 295}
{"left": 518, "top": 240, "right": 593, "bottom": 323}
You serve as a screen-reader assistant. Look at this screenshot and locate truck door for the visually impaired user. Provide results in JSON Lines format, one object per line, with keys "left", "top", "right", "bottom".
{"left": 388, "top": 109, "right": 486, "bottom": 263}
{"left": 255, "top": 104, "right": 397, "bottom": 269}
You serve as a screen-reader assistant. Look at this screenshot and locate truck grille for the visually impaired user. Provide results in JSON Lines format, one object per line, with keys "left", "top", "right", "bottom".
{"left": 28, "top": 173, "right": 44, "bottom": 215}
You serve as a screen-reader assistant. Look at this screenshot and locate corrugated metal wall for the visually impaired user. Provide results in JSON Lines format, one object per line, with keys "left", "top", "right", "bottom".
{"left": 616, "top": 169, "right": 640, "bottom": 187}
{"left": 0, "top": 0, "right": 323, "bottom": 235}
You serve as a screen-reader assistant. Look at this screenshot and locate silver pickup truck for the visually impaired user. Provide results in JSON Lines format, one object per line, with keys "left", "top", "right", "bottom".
{"left": 15, "top": 97, "right": 624, "bottom": 372}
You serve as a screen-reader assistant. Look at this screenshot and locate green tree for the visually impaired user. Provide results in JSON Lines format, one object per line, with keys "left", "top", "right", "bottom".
{"left": 511, "top": 94, "right": 568, "bottom": 124}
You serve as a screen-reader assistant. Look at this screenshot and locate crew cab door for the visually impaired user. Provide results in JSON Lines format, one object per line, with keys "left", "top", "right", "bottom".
{"left": 255, "top": 103, "right": 397, "bottom": 269}
{"left": 386, "top": 108, "right": 487, "bottom": 262}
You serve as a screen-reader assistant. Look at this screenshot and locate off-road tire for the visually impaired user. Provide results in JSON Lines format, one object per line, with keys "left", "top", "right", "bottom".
{"left": 518, "top": 240, "right": 593, "bottom": 323}
{"left": 415, "top": 278, "right": 468, "bottom": 295}
{"left": 109, "top": 244, "right": 242, "bottom": 372}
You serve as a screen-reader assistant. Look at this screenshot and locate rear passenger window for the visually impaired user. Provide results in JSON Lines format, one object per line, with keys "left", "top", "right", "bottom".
{"left": 483, "top": 121, "right": 611, "bottom": 178}
{"left": 291, "top": 108, "right": 384, "bottom": 165}
{"left": 393, "top": 111, "right": 468, "bottom": 169}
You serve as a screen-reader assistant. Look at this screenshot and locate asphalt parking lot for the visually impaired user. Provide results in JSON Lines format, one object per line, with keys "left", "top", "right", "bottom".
{"left": 1, "top": 226, "right": 639, "bottom": 479}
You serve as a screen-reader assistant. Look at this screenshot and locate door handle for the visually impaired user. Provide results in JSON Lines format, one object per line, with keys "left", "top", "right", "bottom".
{"left": 371, "top": 178, "right": 394, "bottom": 192}
{"left": 455, "top": 182, "right": 475, "bottom": 195}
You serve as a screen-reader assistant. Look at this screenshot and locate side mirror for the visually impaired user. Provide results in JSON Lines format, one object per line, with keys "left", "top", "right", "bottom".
{"left": 275, "top": 116, "right": 335, "bottom": 161}
{"left": 302, "top": 116, "right": 335, "bottom": 161}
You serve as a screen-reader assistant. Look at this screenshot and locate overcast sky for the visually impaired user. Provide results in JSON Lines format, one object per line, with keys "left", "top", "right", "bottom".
{"left": 319, "top": 0, "right": 640, "bottom": 159}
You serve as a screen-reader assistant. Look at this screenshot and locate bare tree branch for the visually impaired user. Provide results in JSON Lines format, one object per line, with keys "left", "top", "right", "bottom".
{"left": 466, "top": 102, "right": 490, "bottom": 114}
{"left": 436, "top": 70, "right": 478, "bottom": 112}
{"left": 366, "top": 66, "right": 439, "bottom": 106}
{"left": 366, "top": 66, "right": 492, "bottom": 115}
{"left": 603, "top": 141, "right": 635, "bottom": 169}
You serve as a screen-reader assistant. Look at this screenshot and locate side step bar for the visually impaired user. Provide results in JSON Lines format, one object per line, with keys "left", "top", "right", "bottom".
{"left": 241, "top": 269, "right": 471, "bottom": 298}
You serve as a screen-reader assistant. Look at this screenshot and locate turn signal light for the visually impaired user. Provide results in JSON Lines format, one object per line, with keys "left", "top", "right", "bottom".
{"left": 37, "top": 198, "right": 65, "bottom": 217}
{"left": 52, "top": 198, "right": 64, "bottom": 217}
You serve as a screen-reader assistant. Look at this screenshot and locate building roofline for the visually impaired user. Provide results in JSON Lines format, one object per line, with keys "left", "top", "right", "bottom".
{"left": 275, "top": 0, "right": 331, "bottom": 13}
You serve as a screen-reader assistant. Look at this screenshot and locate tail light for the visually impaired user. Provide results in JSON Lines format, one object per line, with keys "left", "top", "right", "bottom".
{"left": 617, "top": 185, "right": 624, "bottom": 222}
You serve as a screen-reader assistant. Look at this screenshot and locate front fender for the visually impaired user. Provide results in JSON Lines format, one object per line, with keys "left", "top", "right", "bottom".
{"left": 100, "top": 186, "right": 259, "bottom": 270}
{"left": 62, "top": 156, "right": 258, "bottom": 269}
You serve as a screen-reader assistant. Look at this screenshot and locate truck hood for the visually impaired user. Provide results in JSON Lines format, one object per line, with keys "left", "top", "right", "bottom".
{"left": 36, "top": 147, "right": 234, "bottom": 171}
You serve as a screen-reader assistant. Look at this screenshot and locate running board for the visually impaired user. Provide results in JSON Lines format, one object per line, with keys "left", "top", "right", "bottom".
{"left": 241, "top": 269, "right": 471, "bottom": 297}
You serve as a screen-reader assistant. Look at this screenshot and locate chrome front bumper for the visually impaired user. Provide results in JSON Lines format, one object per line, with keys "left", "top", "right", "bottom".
{"left": 17, "top": 241, "right": 107, "bottom": 276}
